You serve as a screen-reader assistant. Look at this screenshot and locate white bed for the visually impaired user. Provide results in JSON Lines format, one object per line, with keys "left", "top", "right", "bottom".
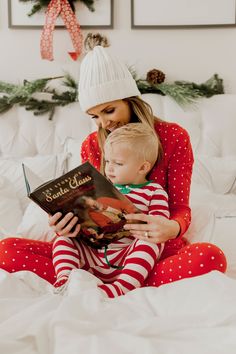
{"left": 0, "top": 93, "right": 235, "bottom": 353}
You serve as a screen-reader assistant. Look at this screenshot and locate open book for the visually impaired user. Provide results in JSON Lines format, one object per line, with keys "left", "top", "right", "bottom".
{"left": 23, "top": 162, "right": 138, "bottom": 249}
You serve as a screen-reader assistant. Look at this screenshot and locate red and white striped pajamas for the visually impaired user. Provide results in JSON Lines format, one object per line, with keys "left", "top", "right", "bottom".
{"left": 0, "top": 121, "right": 227, "bottom": 294}
{"left": 52, "top": 182, "right": 169, "bottom": 297}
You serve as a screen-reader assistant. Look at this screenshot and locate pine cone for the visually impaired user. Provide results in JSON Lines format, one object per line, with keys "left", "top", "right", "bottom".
{"left": 146, "top": 69, "right": 165, "bottom": 85}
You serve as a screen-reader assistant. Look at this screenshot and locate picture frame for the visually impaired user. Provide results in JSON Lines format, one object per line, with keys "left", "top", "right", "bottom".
{"left": 131, "top": 0, "right": 236, "bottom": 29}
{"left": 8, "top": 0, "right": 113, "bottom": 29}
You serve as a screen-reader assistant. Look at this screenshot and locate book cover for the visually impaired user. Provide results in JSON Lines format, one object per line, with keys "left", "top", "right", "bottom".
{"left": 23, "top": 162, "right": 138, "bottom": 249}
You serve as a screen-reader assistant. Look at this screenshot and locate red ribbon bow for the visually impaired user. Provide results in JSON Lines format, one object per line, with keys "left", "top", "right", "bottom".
{"left": 40, "top": 0, "right": 83, "bottom": 61}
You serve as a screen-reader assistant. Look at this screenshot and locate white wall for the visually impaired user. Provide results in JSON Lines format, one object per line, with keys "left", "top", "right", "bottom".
{"left": 0, "top": 0, "right": 236, "bottom": 92}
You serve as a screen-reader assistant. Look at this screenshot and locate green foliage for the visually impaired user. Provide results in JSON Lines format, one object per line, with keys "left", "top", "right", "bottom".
{"left": 0, "top": 96, "right": 14, "bottom": 114}
{"left": 175, "top": 74, "right": 224, "bottom": 98}
{"left": 80, "top": 0, "right": 95, "bottom": 12}
{"left": 136, "top": 74, "right": 224, "bottom": 108}
{"left": 0, "top": 81, "right": 17, "bottom": 94}
{"left": 136, "top": 79, "right": 165, "bottom": 96}
{"left": 19, "top": 0, "right": 95, "bottom": 16}
{"left": 0, "top": 75, "right": 77, "bottom": 120}
{"left": 0, "top": 72, "right": 224, "bottom": 120}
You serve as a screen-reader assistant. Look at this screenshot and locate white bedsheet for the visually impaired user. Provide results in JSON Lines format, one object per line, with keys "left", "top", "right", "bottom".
{"left": 0, "top": 269, "right": 235, "bottom": 354}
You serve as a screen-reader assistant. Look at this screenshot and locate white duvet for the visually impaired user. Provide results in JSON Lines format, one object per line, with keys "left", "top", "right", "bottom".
{"left": 0, "top": 152, "right": 236, "bottom": 354}
{"left": 0, "top": 269, "right": 235, "bottom": 354}
{"left": 0, "top": 182, "right": 236, "bottom": 354}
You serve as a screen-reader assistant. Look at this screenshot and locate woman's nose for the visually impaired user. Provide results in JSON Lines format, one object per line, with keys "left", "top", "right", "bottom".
{"left": 100, "top": 118, "right": 110, "bottom": 129}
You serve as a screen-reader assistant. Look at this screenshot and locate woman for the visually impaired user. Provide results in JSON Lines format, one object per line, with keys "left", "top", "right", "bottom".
{"left": 0, "top": 38, "right": 226, "bottom": 289}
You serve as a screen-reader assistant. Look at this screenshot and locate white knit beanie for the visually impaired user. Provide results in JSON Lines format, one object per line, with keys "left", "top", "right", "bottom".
{"left": 78, "top": 46, "right": 140, "bottom": 112}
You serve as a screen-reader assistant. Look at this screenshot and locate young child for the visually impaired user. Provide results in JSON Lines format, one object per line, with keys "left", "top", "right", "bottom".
{"left": 52, "top": 123, "right": 170, "bottom": 298}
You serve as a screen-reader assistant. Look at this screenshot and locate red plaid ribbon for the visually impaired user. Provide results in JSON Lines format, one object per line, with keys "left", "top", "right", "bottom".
{"left": 40, "top": 0, "right": 83, "bottom": 61}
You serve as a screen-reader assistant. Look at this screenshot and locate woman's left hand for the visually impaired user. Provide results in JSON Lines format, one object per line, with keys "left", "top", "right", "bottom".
{"left": 124, "top": 214, "right": 180, "bottom": 244}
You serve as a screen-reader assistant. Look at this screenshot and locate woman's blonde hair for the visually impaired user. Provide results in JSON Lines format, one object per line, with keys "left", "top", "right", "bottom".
{"left": 97, "top": 96, "right": 163, "bottom": 173}
{"left": 104, "top": 123, "right": 160, "bottom": 169}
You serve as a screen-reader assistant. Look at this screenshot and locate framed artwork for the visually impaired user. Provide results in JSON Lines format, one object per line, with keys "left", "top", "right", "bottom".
{"left": 8, "top": 0, "right": 113, "bottom": 29}
{"left": 131, "top": 0, "right": 236, "bottom": 28}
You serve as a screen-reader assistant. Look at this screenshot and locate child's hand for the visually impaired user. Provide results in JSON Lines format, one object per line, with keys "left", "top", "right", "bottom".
{"left": 48, "top": 212, "right": 81, "bottom": 238}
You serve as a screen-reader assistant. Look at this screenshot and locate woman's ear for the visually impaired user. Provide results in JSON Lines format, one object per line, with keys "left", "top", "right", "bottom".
{"left": 139, "top": 161, "right": 151, "bottom": 175}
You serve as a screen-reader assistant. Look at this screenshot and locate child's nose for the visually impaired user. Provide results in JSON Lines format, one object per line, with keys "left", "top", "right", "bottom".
{"left": 108, "top": 164, "right": 114, "bottom": 172}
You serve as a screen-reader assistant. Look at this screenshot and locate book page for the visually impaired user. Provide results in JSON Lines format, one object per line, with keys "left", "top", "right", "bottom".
{"left": 22, "top": 164, "right": 45, "bottom": 194}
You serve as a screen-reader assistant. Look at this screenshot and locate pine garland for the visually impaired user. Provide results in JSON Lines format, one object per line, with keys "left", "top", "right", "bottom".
{"left": 136, "top": 74, "right": 224, "bottom": 108}
{"left": 0, "top": 74, "right": 77, "bottom": 120}
{"left": 0, "top": 73, "right": 224, "bottom": 120}
{"left": 19, "top": 0, "right": 95, "bottom": 16}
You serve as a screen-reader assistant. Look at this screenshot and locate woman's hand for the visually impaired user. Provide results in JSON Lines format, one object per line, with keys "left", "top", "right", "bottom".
{"left": 124, "top": 214, "right": 180, "bottom": 244}
{"left": 48, "top": 212, "right": 81, "bottom": 238}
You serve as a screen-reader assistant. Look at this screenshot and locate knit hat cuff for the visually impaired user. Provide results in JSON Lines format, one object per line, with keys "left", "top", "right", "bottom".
{"left": 79, "top": 77, "right": 140, "bottom": 112}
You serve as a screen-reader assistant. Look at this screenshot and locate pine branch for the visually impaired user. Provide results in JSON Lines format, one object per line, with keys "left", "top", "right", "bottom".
{"left": 19, "top": 0, "right": 45, "bottom": 16}
{"left": 52, "top": 90, "right": 77, "bottom": 104}
{"left": 80, "top": 0, "right": 95, "bottom": 11}
{"left": 0, "top": 75, "right": 76, "bottom": 120}
{"left": 157, "top": 83, "right": 203, "bottom": 107}
{"left": 0, "top": 81, "right": 19, "bottom": 94}
{"left": 0, "top": 96, "right": 14, "bottom": 114}
{"left": 20, "top": 98, "right": 59, "bottom": 120}
{"left": 135, "top": 73, "right": 224, "bottom": 108}
{"left": 62, "top": 73, "right": 78, "bottom": 90}
{"left": 0, "top": 72, "right": 225, "bottom": 120}
{"left": 175, "top": 74, "right": 224, "bottom": 97}
{"left": 7, "top": 78, "right": 50, "bottom": 104}
{"left": 136, "top": 79, "right": 165, "bottom": 95}
{"left": 19, "top": 0, "right": 95, "bottom": 16}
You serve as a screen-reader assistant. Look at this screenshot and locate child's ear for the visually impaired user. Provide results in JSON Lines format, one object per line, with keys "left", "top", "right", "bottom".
{"left": 139, "top": 161, "right": 151, "bottom": 175}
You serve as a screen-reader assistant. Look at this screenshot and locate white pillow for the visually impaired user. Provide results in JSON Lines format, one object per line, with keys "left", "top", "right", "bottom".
{"left": 0, "top": 153, "right": 68, "bottom": 211}
{"left": 16, "top": 201, "right": 54, "bottom": 242}
{"left": 142, "top": 94, "right": 201, "bottom": 152}
{"left": 198, "top": 94, "right": 236, "bottom": 157}
{"left": 192, "top": 155, "right": 236, "bottom": 194}
{"left": 65, "top": 137, "right": 82, "bottom": 171}
{"left": 64, "top": 125, "right": 96, "bottom": 171}
{"left": 0, "top": 177, "right": 23, "bottom": 237}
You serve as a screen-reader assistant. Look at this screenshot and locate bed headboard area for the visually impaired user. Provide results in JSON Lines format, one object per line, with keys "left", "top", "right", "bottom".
{"left": 1, "top": 93, "right": 236, "bottom": 162}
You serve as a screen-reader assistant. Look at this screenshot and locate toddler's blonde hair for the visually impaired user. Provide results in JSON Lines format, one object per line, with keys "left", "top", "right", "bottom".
{"left": 104, "top": 123, "right": 160, "bottom": 168}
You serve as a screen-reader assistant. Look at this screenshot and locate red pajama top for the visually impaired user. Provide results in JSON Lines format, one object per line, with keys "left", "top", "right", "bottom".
{"left": 81, "top": 121, "right": 194, "bottom": 239}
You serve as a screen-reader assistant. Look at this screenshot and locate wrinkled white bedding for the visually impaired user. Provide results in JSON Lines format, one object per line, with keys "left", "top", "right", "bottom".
{"left": 0, "top": 182, "right": 235, "bottom": 354}
{"left": 0, "top": 269, "right": 235, "bottom": 354}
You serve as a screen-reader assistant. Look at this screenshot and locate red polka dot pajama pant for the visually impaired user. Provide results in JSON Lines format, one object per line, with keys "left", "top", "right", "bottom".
{"left": 0, "top": 238, "right": 56, "bottom": 284}
{"left": 0, "top": 238, "right": 227, "bottom": 296}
